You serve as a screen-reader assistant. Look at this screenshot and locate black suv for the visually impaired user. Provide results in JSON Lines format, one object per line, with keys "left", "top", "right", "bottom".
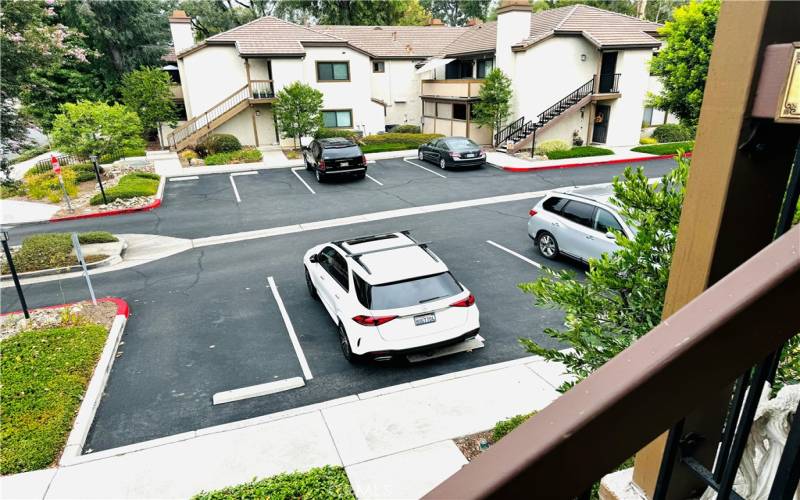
{"left": 303, "top": 138, "right": 367, "bottom": 183}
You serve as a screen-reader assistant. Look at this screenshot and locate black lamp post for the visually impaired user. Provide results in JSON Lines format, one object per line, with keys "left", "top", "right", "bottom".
{"left": 1, "top": 228, "right": 29, "bottom": 318}
{"left": 90, "top": 154, "right": 108, "bottom": 204}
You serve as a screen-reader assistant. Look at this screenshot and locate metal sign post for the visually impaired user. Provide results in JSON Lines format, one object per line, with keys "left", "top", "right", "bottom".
{"left": 71, "top": 232, "right": 97, "bottom": 305}
{"left": 90, "top": 154, "right": 108, "bottom": 205}
{"left": 1, "top": 229, "right": 30, "bottom": 318}
{"left": 51, "top": 155, "right": 73, "bottom": 212}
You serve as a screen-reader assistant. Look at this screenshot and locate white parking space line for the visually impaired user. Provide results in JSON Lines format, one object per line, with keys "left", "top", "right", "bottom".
{"left": 229, "top": 175, "right": 242, "bottom": 203}
{"left": 365, "top": 174, "right": 383, "bottom": 186}
{"left": 230, "top": 171, "right": 259, "bottom": 177}
{"left": 486, "top": 240, "right": 542, "bottom": 269}
{"left": 291, "top": 167, "right": 317, "bottom": 195}
{"left": 267, "top": 276, "right": 313, "bottom": 380}
{"left": 212, "top": 377, "right": 305, "bottom": 405}
{"left": 402, "top": 157, "right": 447, "bottom": 179}
{"left": 169, "top": 176, "right": 199, "bottom": 182}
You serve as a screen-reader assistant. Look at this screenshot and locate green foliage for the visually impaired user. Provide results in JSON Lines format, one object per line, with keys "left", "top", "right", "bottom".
{"left": 361, "top": 133, "right": 443, "bottom": 146}
{"left": 535, "top": 140, "right": 570, "bottom": 155}
{"left": 180, "top": 0, "right": 260, "bottom": 39}
{"left": 51, "top": 101, "right": 145, "bottom": 160}
{"left": 314, "top": 128, "right": 362, "bottom": 140}
{"left": 99, "top": 147, "right": 147, "bottom": 164}
{"left": 89, "top": 172, "right": 159, "bottom": 205}
{"left": 390, "top": 124, "right": 422, "bottom": 133}
{"left": 492, "top": 412, "right": 536, "bottom": 442}
{"left": 121, "top": 67, "right": 178, "bottom": 133}
{"left": 25, "top": 169, "right": 78, "bottom": 202}
{"left": 180, "top": 150, "right": 200, "bottom": 161}
{"left": 519, "top": 157, "right": 690, "bottom": 392}
{"left": 192, "top": 465, "right": 355, "bottom": 500}
{"left": 360, "top": 143, "right": 421, "bottom": 154}
{"left": 631, "top": 141, "right": 695, "bottom": 155}
{"left": 1, "top": 231, "right": 116, "bottom": 274}
{"left": 275, "top": 0, "right": 413, "bottom": 25}
{"left": 649, "top": 0, "right": 720, "bottom": 126}
{"left": 200, "top": 134, "right": 242, "bottom": 156}
{"left": 398, "top": 0, "right": 433, "bottom": 25}
{"left": 794, "top": 200, "right": 800, "bottom": 226}
{"left": 273, "top": 82, "right": 324, "bottom": 148}
{"left": 775, "top": 335, "right": 800, "bottom": 393}
{"left": 652, "top": 123, "right": 694, "bottom": 143}
{"left": 639, "top": 137, "right": 658, "bottom": 145}
{"left": 69, "top": 163, "right": 103, "bottom": 183}
{"left": 76, "top": 231, "right": 118, "bottom": 244}
{"left": 203, "top": 149, "right": 263, "bottom": 166}
{"left": 420, "top": 0, "right": 491, "bottom": 25}
{"left": 472, "top": 69, "right": 513, "bottom": 136}
{"left": 1, "top": 323, "right": 108, "bottom": 474}
{"left": 546, "top": 146, "right": 614, "bottom": 160}
{"left": 9, "top": 145, "right": 50, "bottom": 165}
{"left": 0, "top": 182, "right": 24, "bottom": 199}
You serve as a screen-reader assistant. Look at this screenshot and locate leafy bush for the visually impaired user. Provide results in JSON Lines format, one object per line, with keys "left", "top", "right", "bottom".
{"left": 360, "top": 143, "right": 421, "bottom": 154}
{"left": 180, "top": 149, "right": 199, "bottom": 161}
{"left": 90, "top": 172, "right": 159, "bottom": 205}
{"left": 361, "top": 133, "right": 442, "bottom": 147}
{"left": 652, "top": 123, "right": 693, "bottom": 143}
{"left": 390, "top": 124, "right": 421, "bottom": 133}
{"left": 535, "top": 139, "right": 570, "bottom": 156}
{"left": 0, "top": 182, "right": 24, "bottom": 199}
{"left": 9, "top": 145, "right": 50, "bottom": 165}
{"left": 204, "top": 148, "right": 263, "bottom": 166}
{"left": 492, "top": 412, "right": 536, "bottom": 441}
{"left": 205, "top": 134, "right": 241, "bottom": 155}
{"left": 25, "top": 169, "right": 78, "bottom": 202}
{"left": 1, "top": 323, "right": 108, "bottom": 474}
{"left": 51, "top": 101, "right": 145, "bottom": 160}
{"left": 192, "top": 465, "right": 355, "bottom": 500}
{"left": 546, "top": 146, "right": 614, "bottom": 160}
{"left": 631, "top": 141, "right": 695, "bottom": 155}
{"left": 639, "top": 137, "right": 658, "bottom": 145}
{"left": 1, "top": 232, "right": 116, "bottom": 274}
{"left": 76, "top": 231, "right": 117, "bottom": 244}
{"left": 69, "top": 163, "right": 102, "bottom": 183}
{"left": 315, "top": 128, "right": 362, "bottom": 140}
{"left": 99, "top": 147, "right": 147, "bottom": 164}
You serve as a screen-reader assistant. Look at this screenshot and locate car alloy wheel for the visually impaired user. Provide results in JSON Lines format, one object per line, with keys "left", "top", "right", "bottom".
{"left": 305, "top": 267, "right": 319, "bottom": 300}
{"left": 538, "top": 232, "right": 558, "bottom": 258}
{"left": 339, "top": 323, "right": 356, "bottom": 362}
{"left": 418, "top": 150, "right": 424, "bottom": 161}
{"left": 439, "top": 158, "right": 446, "bottom": 170}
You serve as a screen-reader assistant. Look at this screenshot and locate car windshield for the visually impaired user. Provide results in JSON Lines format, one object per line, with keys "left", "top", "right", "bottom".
{"left": 357, "top": 272, "right": 463, "bottom": 310}
{"left": 445, "top": 138, "right": 478, "bottom": 149}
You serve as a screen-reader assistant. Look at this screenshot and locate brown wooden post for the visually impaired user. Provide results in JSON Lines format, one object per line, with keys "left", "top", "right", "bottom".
{"left": 631, "top": 1, "right": 800, "bottom": 497}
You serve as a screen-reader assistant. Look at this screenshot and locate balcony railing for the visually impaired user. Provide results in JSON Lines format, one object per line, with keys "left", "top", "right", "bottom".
{"left": 425, "top": 222, "right": 800, "bottom": 499}
{"left": 421, "top": 79, "right": 483, "bottom": 99}
{"left": 597, "top": 73, "right": 621, "bottom": 93}
{"left": 250, "top": 80, "right": 274, "bottom": 100}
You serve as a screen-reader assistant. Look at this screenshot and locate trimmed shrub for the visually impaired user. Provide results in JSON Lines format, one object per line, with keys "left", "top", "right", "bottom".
{"left": 390, "top": 124, "right": 421, "bottom": 133}
{"left": 90, "top": 172, "right": 159, "bottom": 205}
{"left": 25, "top": 169, "right": 78, "bottom": 202}
{"left": 0, "top": 182, "right": 24, "bottom": 199}
{"left": 1, "top": 232, "right": 116, "bottom": 274}
{"left": 652, "top": 123, "right": 693, "bottom": 143}
{"left": 98, "top": 147, "right": 147, "bottom": 164}
{"left": 204, "top": 134, "right": 241, "bottom": 155}
{"left": 639, "top": 136, "right": 658, "bottom": 145}
{"left": 361, "top": 133, "right": 442, "bottom": 146}
{"left": 77, "top": 231, "right": 117, "bottom": 244}
{"left": 360, "top": 143, "right": 421, "bottom": 154}
{"left": 535, "top": 139, "right": 570, "bottom": 156}
{"left": 204, "top": 148, "right": 263, "bottom": 166}
{"left": 68, "top": 163, "right": 103, "bottom": 183}
{"left": 546, "top": 146, "right": 614, "bottom": 160}
{"left": 315, "top": 128, "right": 362, "bottom": 140}
{"left": 631, "top": 141, "right": 694, "bottom": 155}
{"left": 192, "top": 466, "right": 355, "bottom": 500}
{"left": 492, "top": 412, "right": 536, "bottom": 442}
{"left": 179, "top": 150, "right": 199, "bottom": 161}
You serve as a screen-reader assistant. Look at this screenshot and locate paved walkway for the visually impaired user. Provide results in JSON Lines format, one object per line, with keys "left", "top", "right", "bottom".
{"left": 8, "top": 150, "right": 60, "bottom": 180}
{"left": 1, "top": 355, "right": 569, "bottom": 499}
{"left": 487, "top": 146, "right": 657, "bottom": 171}
{"left": 0, "top": 199, "right": 60, "bottom": 225}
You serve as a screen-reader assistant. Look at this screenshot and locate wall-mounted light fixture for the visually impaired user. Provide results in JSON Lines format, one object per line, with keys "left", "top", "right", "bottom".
{"left": 581, "top": 54, "right": 587, "bottom": 62}
{"left": 580, "top": 106, "right": 585, "bottom": 118}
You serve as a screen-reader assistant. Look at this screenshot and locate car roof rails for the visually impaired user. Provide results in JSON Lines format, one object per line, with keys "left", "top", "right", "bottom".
{"left": 333, "top": 230, "right": 439, "bottom": 275}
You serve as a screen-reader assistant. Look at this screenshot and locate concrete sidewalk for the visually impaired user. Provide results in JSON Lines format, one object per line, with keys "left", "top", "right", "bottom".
{"left": 1, "top": 355, "right": 569, "bottom": 499}
{"left": 1, "top": 199, "right": 61, "bottom": 224}
{"left": 487, "top": 146, "right": 661, "bottom": 171}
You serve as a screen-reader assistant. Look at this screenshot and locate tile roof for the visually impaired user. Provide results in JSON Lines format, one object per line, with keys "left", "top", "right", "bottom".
{"left": 162, "top": 47, "right": 177, "bottom": 62}
{"left": 440, "top": 21, "right": 497, "bottom": 57}
{"left": 516, "top": 5, "right": 662, "bottom": 50}
{"left": 204, "top": 16, "right": 345, "bottom": 56}
{"left": 314, "top": 25, "right": 466, "bottom": 59}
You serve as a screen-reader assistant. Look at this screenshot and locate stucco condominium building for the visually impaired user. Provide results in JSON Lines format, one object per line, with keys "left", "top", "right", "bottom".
{"left": 163, "top": 0, "right": 671, "bottom": 151}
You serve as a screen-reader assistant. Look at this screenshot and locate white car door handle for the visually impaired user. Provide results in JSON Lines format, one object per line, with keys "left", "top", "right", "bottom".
{"left": 319, "top": 275, "right": 326, "bottom": 280}
{"left": 586, "top": 235, "right": 594, "bottom": 240}
{"left": 551, "top": 222, "right": 560, "bottom": 227}
{"left": 334, "top": 294, "right": 340, "bottom": 299}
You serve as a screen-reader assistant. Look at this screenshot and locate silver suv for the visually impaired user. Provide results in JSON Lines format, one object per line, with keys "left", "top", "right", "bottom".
{"left": 527, "top": 185, "right": 635, "bottom": 263}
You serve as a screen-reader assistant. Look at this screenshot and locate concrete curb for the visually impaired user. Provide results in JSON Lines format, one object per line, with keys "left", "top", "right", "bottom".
{"left": 49, "top": 176, "right": 166, "bottom": 223}
{"left": 59, "top": 298, "right": 130, "bottom": 466}
{"left": 0, "top": 238, "right": 127, "bottom": 280}
{"left": 501, "top": 152, "right": 692, "bottom": 172}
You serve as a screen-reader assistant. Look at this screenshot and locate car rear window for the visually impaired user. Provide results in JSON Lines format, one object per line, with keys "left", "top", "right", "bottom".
{"left": 445, "top": 138, "right": 478, "bottom": 149}
{"left": 322, "top": 145, "right": 362, "bottom": 160}
{"left": 543, "top": 196, "right": 568, "bottom": 214}
{"left": 354, "top": 272, "right": 463, "bottom": 310}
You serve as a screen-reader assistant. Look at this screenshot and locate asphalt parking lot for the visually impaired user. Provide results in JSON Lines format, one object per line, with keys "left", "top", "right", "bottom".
{"left": 1, "top": 156, "right": 677, "bottom": 452}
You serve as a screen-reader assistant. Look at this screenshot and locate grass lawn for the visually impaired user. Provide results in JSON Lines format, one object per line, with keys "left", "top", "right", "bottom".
{"left": 630, "top": 141, "right": 695, "bottom": 155}
{"left": 360, "top": 142, "right": 418, "bottom": 154}
{"left": 2, "top": 232, "right": 117, "bottom": 274}
{"left": 1, "top": 323, "right": 109, "bottom": 474}
{"left": 545, "top": 146, "right": 614, "bottom": 160}
{"left": 90, "top": 172, "right": 160, "bottom": 205}
{"left": 193, "top": 466, "right": 355, "bottom": 500}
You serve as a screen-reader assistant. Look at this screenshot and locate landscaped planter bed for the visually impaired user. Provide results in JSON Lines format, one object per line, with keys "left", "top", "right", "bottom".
{"left": 1, "top": 232, "right": 122, "bottom": 276}
{"left": 192, "top": 465, "right": 355, "bottom": 500}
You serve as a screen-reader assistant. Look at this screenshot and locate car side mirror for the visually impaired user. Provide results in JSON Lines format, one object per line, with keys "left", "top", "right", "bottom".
{"left": 605, "top": 232, "right": 616, "bottom": 240}
{"left": 309, "top": 254, "right": 319, "bottom": 263}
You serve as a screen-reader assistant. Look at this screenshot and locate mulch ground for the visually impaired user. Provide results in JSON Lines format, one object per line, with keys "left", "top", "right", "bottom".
{"left": 454, "top": 429, "right": 495, "bottom": 461}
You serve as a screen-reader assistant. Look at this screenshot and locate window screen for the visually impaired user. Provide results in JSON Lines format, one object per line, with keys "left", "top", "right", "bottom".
{"left": 322, "top": 110, "right": 353, "bottom": 128}
{"left": 317, "top": 62, "right": 349, "bottom": 81}
{"left": 561, "top": 201, "right": 595, "bottom": 227}
{"left": 436, "top": 102, "right": 452, "bottom": 119}
{"left": 423, "top": 101, "right": 436, "bottom": 117}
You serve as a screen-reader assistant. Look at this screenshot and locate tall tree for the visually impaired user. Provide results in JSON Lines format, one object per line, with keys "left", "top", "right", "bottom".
{"left": 121, "top": 68, "right": 178, "bottom": 136}
{"left": 275, "top": 0, "right": 409, "bottom": 25}
{"left": 398, "top": 0, "right": 433, "bottom": 25}
{"left": 51, "top": 101, "right": 145, "bottom": 159}
{"left": 531, "top": 0, "right": 636, "bottom": 16}
{"left": 472, "top": 69, "right": 513, "bottom": 142}
{"left": 649, "top": 0, "right": 720, "bottom": 126}
{"left": 420, "top": 0, "right": 490, "bottom": 25}
{"left": 180, "top": 0, "right": 274, "bottom": 39}
{"left": 272, "top": 82, "right": 324, "bottom": 149}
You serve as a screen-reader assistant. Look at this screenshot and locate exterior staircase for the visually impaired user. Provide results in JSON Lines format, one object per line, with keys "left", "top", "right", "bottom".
{"left": 167, "top": 81, "right": 274, "bottom": 151}
{"left": 494, "top": 75, "right": 608, "bottom": 154}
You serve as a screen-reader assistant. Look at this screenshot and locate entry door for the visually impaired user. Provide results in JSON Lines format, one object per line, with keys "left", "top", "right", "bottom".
{"left": 593, "top": 105, "right": 611, "bottom": 144}
{"left": 599, "top": 52, "right": 618, "bottom": 93}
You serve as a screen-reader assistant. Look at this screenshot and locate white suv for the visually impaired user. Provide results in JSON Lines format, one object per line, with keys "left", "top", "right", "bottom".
{"left": 527, "top": 185, "right": 635, "bottom": 263}
{"left": 303, "top": 231, "right": 480, "bottom": 363}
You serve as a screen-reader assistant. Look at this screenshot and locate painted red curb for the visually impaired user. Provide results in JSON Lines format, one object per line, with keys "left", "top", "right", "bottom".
{"left": 1, "top": 297, "right": 130, "bottom": 318}
{"left": 49, "top": 198, "right": 161, "bottom": 223}
{"left": 502, "top": 152, "right": 692, "bottom": 172}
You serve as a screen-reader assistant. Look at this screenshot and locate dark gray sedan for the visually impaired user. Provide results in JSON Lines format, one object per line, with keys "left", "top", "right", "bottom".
{"left": 417, "top": 137, "right": 486, "bottom": 170}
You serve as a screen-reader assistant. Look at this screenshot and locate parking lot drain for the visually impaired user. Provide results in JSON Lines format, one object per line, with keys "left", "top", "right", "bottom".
{"left": 212, "top": 376, "right": 305, "bottom": 405}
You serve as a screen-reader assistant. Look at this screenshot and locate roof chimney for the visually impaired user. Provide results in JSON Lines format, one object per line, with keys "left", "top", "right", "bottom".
{"left": 466, "top": 18, "right": 483, "bottom": 27}
{"left": 168, "top": 10, "right": 194, "bottom": 53}
{"left": 428, "top": 18, "right": 444, "bottom": 26}
{"left": 392, "top": 31, "right": 397, "bottom": 42}
{"left": 495, "top": 0, "right": 531, "bottom": 79}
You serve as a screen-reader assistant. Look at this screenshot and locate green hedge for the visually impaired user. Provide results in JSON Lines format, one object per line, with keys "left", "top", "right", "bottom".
{"left": 390, "top": 124, "right": 421, "bottom": 133}
{"left": 630, "top": 141, "right": 695, "bottom": 155}
{"left": 546, "top": 146, "right": 614, "bottom": 160}
{"left": 204, "top": 149, "right": 263, "bottom": 166}
{"left": 193, "top": 466, "right": 355, "bottom": 500}
{"left": 1, "top": 232, "right": 115, "bottom": 274}
{"left": 535, "top": 139, "right": 570, "bottom": 155}
{"left": 90, "top": 172, "right": 159, "bottom": 205}
{"left": 98, "top": 147, "right": 147, "bottom": 164}
{"left": 315, "top": 128, "right": 362, "bottom": 140}
{"left": 492, "top": 412, "right": 536, "bottom": 442}
{"left": 652, "top": 123, "right": 693, "bottom": 143}
{"left": 361, "top": 133, "right": 442, "bottom": 146}
{"left": 360, "top": 143, "right": 421, "bottom": 154}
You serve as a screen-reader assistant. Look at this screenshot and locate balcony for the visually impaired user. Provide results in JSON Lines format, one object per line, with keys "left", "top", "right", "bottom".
{"left": 592, "top": 73, "right": 621, "bottom": 101}
{"left": 249, "top": 80, "right": 275, "bottom": 103}
{"left": 421, "top": 79, "right": 484, "bottom": 99}
{"left": 169, "top": 84, "right": 183, "bottom": 100}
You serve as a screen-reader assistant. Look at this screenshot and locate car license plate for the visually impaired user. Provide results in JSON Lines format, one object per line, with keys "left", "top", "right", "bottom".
{"left": 465, "top": 153, "right": 475, "bottom": 158}
{"left": 414, "top": 313, "right": 436, "bottom": 326}
{"left": 340, "top": 162, "right": 350, "bottom": 167}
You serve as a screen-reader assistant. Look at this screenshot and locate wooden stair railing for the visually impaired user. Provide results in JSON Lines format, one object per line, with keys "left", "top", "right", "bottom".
{"left": 167, "top": 84, "right": 251, "bottom": 150}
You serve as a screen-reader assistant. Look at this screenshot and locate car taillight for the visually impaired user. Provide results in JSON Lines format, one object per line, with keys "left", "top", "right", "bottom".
{"left": 319, "top": 159, "right": 326, "bottom": 170}
{"left": 449, "top": 152, "right": 461, "bottom": 159}
{"left": 360, "top": 155, "right": 367, "bottom": 165}
{"left": 450, "top": 294, "right": 475, "bottom": 307}
{"left": 352, "top": 315, "right": 398, "bottom": 326}
{"left": 529, "top": 209, "right": 538, "bottom": 216}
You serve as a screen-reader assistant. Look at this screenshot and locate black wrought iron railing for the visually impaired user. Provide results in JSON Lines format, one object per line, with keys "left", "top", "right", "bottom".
{"left": 32, "top": 154, "right": 87, "bottom": 174}
{"left": 598, "top": 73, "right": 621, "bottom": 93}
{"left": 493, "top": 116, "right": 525, "bottom": 147}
